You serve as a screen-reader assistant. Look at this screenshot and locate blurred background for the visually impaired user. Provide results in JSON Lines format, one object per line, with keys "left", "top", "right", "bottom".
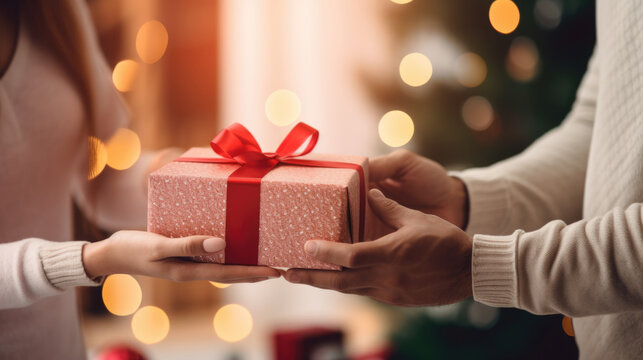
{"left": 82, "top": 0, "right": 595, "bottom": 359}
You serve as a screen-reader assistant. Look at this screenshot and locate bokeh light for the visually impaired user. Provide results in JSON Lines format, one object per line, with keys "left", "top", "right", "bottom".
{"left": 210, "top": 281, "right": 231, "bottom": 289}
{"left": 534, "top": 0, "right": 563, "bottom": 30}
{"left": 506, "top": 37, "right": 540, "bottom": 82}
{"left": 390, "top": 0, "right": 413, "bottom": 4}
{"left": 88, "top": 136, "right": 108, "bottom": 180}
{"left": 378, "top": 110, "right": 414, "bottom": 147}
{"left": 399, "top": 53, "right": 433, "bottom": 87}
{"left": 489, "top": 0, "right": 520, "bottom": 34}
{"left": 112, "top": 59, "right": 139, "bottom": 92}
{"left": 265, "top": 89, "right": 301, "bottom": 126}
{"left": 213, "top": 304, "right": 253, "bottom": 343}
{"left": 467, "top": 301, "right": 500, "bottom": 329}
{"left": 562, "top": 316, "right": 575, "bottom": 337}
{"left": 462, "top": 96, "right": 494, "bottom": 132}
{"left": 454, "top": 52, "right": 487, "bottom": 88}
{"left": 131, "top": 306, "right": 170, "bottom": 344}
{"left": 102, "top": 274, "right": 142, "bottom": 316}
{"left": 136, "top": 20, "right": 169, "bottom": 64}
{"left": 106, "top": 128, "right": 141, "bottom": 170}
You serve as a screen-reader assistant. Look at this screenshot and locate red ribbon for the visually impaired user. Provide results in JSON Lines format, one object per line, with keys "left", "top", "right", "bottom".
{"left": 175, "top": 122, "right": 366, "bottom": 265}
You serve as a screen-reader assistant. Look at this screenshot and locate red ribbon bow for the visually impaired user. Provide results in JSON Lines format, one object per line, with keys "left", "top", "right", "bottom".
{"left": 176, "top": 122, "right": 365, "bottom": 265}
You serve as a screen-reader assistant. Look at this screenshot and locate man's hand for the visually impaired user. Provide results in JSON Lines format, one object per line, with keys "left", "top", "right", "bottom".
{"left": 285, "top": 189, "right": 473, "bottom": 306}
{"left": 370, "top": 149, "right": 468, "bottom": 229}
{"left": 83, "top": 231, "right": 281, "bottom": 283}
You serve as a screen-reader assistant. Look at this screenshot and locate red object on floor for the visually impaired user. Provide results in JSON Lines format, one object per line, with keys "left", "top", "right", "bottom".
{"left": 96, "top": 345, "right": 147, "bottom": 360}
{"left": 351, "top": 345, "right": 393, "bottom": 360}
{"left": 273, "top": 327, "right": 345, "bottom": 360}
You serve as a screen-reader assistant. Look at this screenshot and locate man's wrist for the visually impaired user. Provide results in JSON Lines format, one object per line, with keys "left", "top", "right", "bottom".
{"left": 450, "top": 176, "right": 470, "bottom": 230}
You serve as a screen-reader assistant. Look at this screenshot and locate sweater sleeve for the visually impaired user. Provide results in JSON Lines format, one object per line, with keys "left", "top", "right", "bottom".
{"left": 473, "top": 202, "right": 643, "bottom": 316}
{"left": 0, "top": 239, "right": 100, "bottom": 310}
{"left": 453, "top": 50, "right": 599, "bottom": 236}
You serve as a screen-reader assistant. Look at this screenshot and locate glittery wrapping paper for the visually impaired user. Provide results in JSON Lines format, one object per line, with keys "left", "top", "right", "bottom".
{"left": 147, "top": 148, "right": 370, "bottom": 269}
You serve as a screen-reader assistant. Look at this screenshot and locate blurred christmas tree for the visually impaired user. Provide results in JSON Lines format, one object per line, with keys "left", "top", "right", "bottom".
{"left": 368, "top": 0, "right": 595, "bottom": 167}
{"left": 366, "top": 0, "right": 595, "bottom": 358}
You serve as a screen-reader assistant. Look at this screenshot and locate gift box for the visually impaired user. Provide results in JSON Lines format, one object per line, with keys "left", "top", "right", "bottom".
{"left": 147, "top": 123, "right": 369, "bottom": 270}
{"left": 272, "top": 327, "right": 345, "bottom": 360}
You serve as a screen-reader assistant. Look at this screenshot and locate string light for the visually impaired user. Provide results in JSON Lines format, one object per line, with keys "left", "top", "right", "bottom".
{"left": 506, "top": 37, "right": 540, "bottom": 82}
{"left": 534, "top": 0, "right": 563, "bottom": 30}
{"left": 131, "top": 306, "right": 170, "bottom": 344}
{"left": 399, "top": 53, "right": 433, "bottom": 87}
{"left": 210, "top": 282, "right": 231, "bottom": 289}
{"left": 265, "top": 89, "right": 301, "bottom": 126}
{"left": 102, "top": 274, "right": 142, "bottom": 316}
{"left": 462, "top": 96, "right": 494, "bottom": 132}
{"left": 467, "top": 301, "right": 500, "bottom": 329}
{"left": 112, "top": 60, "right": 139, "bottom": 92}
{"left": 378, "top": 110, "right": 414, "bottom": 147}
{"left": 454, "top": 53, "right": 487, "bottom": 88}
{"left": 136, "top": 20, "right": 169, "bottom": 64}
{"left": 213, "top": 304, "right": 253, "bottom": 343}
{"left": 88, "top": 136, "right": 108, "bottom": 180}
{"left": 106, "top": 128, "right": 141, "bottom": 171}
{"left": 489, "top": 0, "right": 520, "bottom": 34}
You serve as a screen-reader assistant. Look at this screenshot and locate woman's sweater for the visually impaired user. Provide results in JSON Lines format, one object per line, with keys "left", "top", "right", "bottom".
{"left": 0, "top": 1, "right": 149, "bottom": 358}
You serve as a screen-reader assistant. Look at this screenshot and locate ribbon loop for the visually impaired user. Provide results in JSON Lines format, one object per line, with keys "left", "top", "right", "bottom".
{"left": 275, "top": 122, "right": 319, "bottom": 159}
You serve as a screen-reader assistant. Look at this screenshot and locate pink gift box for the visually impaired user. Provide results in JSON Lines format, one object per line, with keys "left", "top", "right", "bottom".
{"left": 147, "top": 148, "right": 370, "bottom": 269}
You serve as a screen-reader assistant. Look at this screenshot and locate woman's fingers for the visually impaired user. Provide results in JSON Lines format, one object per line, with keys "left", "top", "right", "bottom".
{"left": 161, "top": 259, "right": 281, "bottom": 282}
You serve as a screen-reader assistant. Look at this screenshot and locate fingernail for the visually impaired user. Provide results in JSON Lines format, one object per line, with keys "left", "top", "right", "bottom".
{"left": 287, "top": 272, "right": 301, "bottom": 283}
{"left": 203, "top": 237, "right": 225, "bottom": 252}
{"left": 304, "top": 241, "right": 318, "bottom": 255}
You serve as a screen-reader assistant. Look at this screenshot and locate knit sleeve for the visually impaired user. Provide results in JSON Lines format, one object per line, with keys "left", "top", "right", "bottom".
{"left": 0, "top": 239, "right": 100, "bottom": 310}
{"left": 452, "top": 49, "right": 599, "bottom": 236}
{"left": 473, "top": 202, "right": 643, "bottom": 316}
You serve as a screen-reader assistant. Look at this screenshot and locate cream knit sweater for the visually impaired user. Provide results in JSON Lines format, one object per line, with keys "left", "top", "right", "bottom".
{"left": 458, "top": 1, "right": 643, "bottom": 358}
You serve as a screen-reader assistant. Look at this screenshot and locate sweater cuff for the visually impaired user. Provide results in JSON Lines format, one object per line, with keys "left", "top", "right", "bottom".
{"left": 39, "top": 241, "right": 102, "bottom": 290}
{"left": 450, "top": 170, "right": 511, "bottom": 236}
{"left": 471, "top": 231, "right": 521, "bottom": 308}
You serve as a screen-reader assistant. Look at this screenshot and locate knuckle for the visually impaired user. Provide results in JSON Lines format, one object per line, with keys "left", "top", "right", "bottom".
{"left": 181, "top": 239, "right": 195, "bottom": 256}
{"left": 393, "top": 148, "right": 412, "bottom": 161}
{"left": 331, "top": 276, "right": 347, "bottom": 291}
{"left": 345, "top": 250, "right": 359, "bottom": 268}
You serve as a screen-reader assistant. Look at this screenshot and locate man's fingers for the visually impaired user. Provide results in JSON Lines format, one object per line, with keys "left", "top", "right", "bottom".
{"left": 156, "top": 235, "right": 225, "bottom": 258}
{"left": 285, "top": 268, "right": 372, "bottom": 291}
{"left": 304, "top": 239, "right": 391, "bottom": 268}
{"left": 369, "top": 149, "right": 413, "bottom": 182}
{"left": 368, "top": 188, "right": 415, "bottom": 229}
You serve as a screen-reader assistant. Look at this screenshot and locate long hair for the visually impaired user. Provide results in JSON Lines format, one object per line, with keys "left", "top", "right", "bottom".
{"left": 21, "top": 0, "right": 96, "bottom": 135}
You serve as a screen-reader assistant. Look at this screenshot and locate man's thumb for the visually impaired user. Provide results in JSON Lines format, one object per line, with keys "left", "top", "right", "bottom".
{"left": 368, "top": 189, "right": 412, "bottom": 229}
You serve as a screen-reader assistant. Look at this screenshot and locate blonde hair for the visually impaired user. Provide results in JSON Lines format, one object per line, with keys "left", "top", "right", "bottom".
{"left": 22, "top": 0, "right": 96, "bottom": 134}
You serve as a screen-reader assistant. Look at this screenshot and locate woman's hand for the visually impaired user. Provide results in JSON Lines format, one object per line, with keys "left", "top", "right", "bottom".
{"left": 285, "top": 189, "right": 473, "bottom": 306}
{"left": 82, "top": 231, "right": 281, "bottom": 283}
{"left": 370, "top": 149, "right": 469, "bottom": 229}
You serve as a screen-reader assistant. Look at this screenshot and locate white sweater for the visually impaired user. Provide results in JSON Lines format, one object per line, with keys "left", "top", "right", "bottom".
{"left": 458, "top": 1, "right": 643, "bottom": 358}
